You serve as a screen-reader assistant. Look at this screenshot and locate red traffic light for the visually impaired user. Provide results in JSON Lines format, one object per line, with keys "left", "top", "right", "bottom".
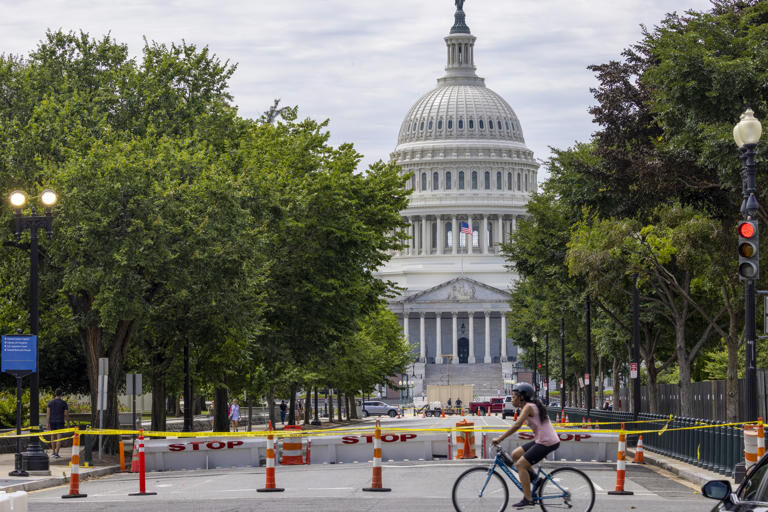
{"left": 739, "top": 222, "right": 756, "bottom": 238}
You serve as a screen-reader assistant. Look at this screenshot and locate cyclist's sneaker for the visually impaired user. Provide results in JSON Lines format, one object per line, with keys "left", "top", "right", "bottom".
{"left": 511, "top": 498, "right": 535, "bottom": 508}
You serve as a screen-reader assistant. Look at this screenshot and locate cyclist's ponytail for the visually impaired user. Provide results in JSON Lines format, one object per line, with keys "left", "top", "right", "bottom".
{"left": 532, "top": 399, "right": 548, "bottom": 422}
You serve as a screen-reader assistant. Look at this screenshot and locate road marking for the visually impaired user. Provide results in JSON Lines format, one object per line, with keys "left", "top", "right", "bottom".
{"left": 156, "top": 484, "right": 173, "bottom": 488}
{"left": 592, "top": 482, "right": 605, "bottom": 492}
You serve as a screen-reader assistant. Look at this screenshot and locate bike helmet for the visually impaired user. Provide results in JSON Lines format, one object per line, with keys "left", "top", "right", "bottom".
{"left": 512, "top": 382, "right": 535, "bottom": 402}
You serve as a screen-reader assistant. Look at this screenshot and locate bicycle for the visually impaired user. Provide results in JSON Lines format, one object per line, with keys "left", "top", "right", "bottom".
{"left": 452, "top": 444, "right": 595, "bottom": 511}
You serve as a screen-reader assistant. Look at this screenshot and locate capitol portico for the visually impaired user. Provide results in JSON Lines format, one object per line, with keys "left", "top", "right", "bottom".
{"left": 376, "top": 1, "right": 538, "bottom": 398}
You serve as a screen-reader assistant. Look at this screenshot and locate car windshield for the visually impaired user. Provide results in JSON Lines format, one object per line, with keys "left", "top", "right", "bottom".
{"left": 738, "top": 460, "right": 768, "bottom": 502}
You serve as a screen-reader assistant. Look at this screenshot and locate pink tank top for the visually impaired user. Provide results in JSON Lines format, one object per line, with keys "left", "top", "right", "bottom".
{"left": 524, "top": 406, "right": 560, "bottom": 446}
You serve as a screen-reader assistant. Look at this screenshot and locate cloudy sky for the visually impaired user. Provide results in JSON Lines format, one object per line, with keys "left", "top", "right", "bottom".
{"left": 2, "top": 0, "right": 714, "bottom": 182}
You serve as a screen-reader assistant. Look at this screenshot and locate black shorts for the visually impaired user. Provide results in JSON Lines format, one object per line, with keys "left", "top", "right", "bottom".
{"left": 521, "top": 441, "right": 560, "bottom": 465}
{"left": 49, "top": 422, "right": 65, "bottom": 431}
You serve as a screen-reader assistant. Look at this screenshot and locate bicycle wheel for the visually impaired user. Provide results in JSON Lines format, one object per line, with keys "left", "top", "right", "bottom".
{"left": 537, "top": 467, "right": 595, "bottom": 512}
{"left": 452, "top": 467, "right": 509, "bottom": 512}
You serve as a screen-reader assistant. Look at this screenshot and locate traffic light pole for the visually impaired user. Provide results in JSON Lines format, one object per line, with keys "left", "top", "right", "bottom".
{"left": 745, "top": 280, "right": 757, "bottom": 422}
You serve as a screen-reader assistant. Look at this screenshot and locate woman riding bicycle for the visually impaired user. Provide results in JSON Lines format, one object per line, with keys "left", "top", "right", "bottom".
{"left": 492, "top": 382, "right": 560, "bottom": 508}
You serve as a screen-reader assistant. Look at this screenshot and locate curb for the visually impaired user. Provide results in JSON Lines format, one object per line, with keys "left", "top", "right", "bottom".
{"left": 0, "top": 465, "right": 121, "bottom": 494}
{"left": 626, "top": 448, "right": 734, "bottom": 489}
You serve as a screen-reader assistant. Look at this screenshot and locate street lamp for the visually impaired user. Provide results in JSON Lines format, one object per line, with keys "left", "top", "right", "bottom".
{"left": 734, "top": 108, "right": 762, "bottom": 422}
{"left": 9, "top": 189, "right": 57, "bottom": 474}
{"left": 532, "top": 335, "right": 537, "bottom": 399}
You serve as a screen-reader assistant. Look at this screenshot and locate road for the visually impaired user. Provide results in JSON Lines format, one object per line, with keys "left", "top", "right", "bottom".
{"left": 29, "top": 459, "right": 712, "bottom": 511}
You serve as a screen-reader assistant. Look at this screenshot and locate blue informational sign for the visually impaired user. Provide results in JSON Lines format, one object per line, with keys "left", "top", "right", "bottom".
{"left": 1, "top": 335, "right": 37, "bottom": 373}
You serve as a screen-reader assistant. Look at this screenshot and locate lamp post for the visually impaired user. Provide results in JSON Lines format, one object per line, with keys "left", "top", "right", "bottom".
{"left": 545, "top": 333, "right": 549, "bottom": 406}
{"left": 532, "top": 335, "right": 537, "bottom": 399}
{"left": 9, "top": 189, "right": 57, "bottom": 474}
{"left": 734, "top": 108, "right": 762, "bottom": 422}
{"left": 560, "top": 317, "right": 566, "bottom": 408}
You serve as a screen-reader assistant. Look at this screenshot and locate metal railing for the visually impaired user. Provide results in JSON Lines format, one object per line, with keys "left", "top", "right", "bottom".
{"left": 548, "top": 407, "right": 749, "bottom": 477}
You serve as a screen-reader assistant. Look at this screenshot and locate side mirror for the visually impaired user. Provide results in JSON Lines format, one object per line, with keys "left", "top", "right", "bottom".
{"left": 701, "top": 480, "right": 732, "bottom": 500}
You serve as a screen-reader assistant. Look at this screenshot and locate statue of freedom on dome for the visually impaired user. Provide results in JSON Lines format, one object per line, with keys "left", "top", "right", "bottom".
{"left": 455, "top": 0, "right": 465, "bottom": 10}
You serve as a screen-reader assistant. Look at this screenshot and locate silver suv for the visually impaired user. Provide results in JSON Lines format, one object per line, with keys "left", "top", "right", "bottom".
{"left": 362, "top": 401, "right": 398, "bottom": 417}
{"left": 502, "top": 396, "right": 517, "bottom": 419}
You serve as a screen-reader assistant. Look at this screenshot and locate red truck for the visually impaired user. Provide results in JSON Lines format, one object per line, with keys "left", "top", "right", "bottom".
{"left": 469, "top": 397, "right": 505, "bottom": 415}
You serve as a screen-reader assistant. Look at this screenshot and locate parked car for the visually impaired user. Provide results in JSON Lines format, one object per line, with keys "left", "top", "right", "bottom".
{"left": 362, "top": 401, "right": 398, "bottom": 417}
{"left": 701, "top": 452, "right": 768, "bottom": 510}
{"left": 502, "top": 396, "right": 518, "bottom": 419}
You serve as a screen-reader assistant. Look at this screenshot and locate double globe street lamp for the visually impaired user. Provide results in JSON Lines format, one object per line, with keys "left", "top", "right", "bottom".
{"left": 733, "top": 109, "right": 762, "bottom": 423}
{"left": 9, "top": 189, "right": 57, "bottom": 474}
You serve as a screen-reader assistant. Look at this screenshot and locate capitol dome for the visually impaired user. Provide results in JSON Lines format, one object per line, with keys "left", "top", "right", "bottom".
{"left": 397, "top": 85, "right": 526, "bottom": 145}
{"left": 376, "top": 2, "right": 536, "bottom": 388}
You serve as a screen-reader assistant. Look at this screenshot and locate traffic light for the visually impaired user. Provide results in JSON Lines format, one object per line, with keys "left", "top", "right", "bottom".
{"left": 738, "top": 220, "right": 759, "bottom": 280}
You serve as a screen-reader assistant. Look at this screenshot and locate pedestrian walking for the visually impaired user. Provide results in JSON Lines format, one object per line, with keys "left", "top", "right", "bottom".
{"left": 47, "top": 388, "right": 69, "bottom": 458}
{"left": 228, "top": 398, "right": 240, "bottom": 432}
{"left": 208, "top": 401, "right": 215, "bottom": 430}
{"left": 280, "top": 400, "right": 287, "bottom": 424}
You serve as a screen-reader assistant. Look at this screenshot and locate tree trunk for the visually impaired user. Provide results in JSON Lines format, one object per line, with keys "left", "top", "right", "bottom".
{"left": 727, "top": 339, "right": 740, "bottom": 422}
{"left": 328, "top": 388, "right": 334, "bottom": 422}
{"left": 288, "top": 386, "right": 297, "bottom": 425}
{"left": 150, "top": 371, "right": 167, "bottom": 432}
{"left": 268, "top": 387, "right": 277, "bottom": 427}
{"left": 214, "top": 387, "right": 229, "bottom": 432}
{"left": 598, "top": 356, "right": 604, "bottom": 409}
{"left": 337, "top": 393, "right": 343, "bottom": 421}
{"left": 646, "top": 354, "right": 659, "bottom": 414}
{"left": 675, "top": 320, "right": 692, "bottom": 417}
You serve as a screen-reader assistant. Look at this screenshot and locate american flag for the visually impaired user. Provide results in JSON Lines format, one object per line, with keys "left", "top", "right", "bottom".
{"left": 460, "top": 221, "right": 472, "bottom": 235}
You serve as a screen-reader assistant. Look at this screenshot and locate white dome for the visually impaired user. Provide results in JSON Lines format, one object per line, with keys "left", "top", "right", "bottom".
{"left": 397, "top": 84, "right": 525, "bottom": 145}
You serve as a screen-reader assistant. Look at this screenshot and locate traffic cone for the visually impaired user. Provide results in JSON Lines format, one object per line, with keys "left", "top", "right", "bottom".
{"left": 130, "top": 439, "right": 139, "bottom": 473}
{"left": 128, "top": 430, "right": 157, "bottom": 496}
{"left": 758, "top": 418, "right": 765, "bottom": 459}
{"left": 607, "top": 423, "right": 633, "bottom": 495}
{"left": 363, "top": 419, "right": 391, "bottom": 492}
{"left": 632, "top": 435, "right": 645, "bottom": 464}
{"left": 62, "top": 431, "right": 87, "bottom": 499}
{"left": 441, "top": 409, "right": 445, "bottom": 418}
{"left": 397, "top": 408, "right": 401, "bottom": 419}
{"left": 258, "top": 421, "right": 285, "bottom": 492}
{"left": 556, "top": 412, "right": 561, "bottom": 424}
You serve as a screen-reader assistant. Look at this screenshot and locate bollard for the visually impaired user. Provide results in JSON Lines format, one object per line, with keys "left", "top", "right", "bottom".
{"left": 758, "top": 418, "right": 765, "bottom": 459}
{"left": 62, "top": 431, "right": 87, "bottom": 498}
{"left": 119, "top": 441, "right": 125, "bottom": 472}
{"left": 258, "top": 421, "right": 284, "bottom": 492}
{"left": 128, "top": 430, "right": 157, "bottom": 496}
{"left": 448, "top": 431, "right": 452, "bottom": 460}
{"left": 83, "top": 433, "right": 93, "bottom": 467}
{"left": 362, "top": 419, "right": 391, "bottom": 492}
{"left": 482, "top": 432, "right": 487, "bottom": 459}
{"left": 607, "top": 423, "right": 633, "bottom": 495}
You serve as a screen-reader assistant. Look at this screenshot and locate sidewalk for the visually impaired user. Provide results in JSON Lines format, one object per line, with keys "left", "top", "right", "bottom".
{"left": 626, "top": 445, "right": 736, "bottom": 490}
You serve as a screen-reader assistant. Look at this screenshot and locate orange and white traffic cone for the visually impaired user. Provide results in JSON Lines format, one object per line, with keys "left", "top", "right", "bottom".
{"left": 441, "top": 409, "right": 445, "bottom": 418}
{"left": 632, "top": 435, "right": 645, "bottom": 464}
{"left": 62, "top": 431, "right": 87, "bottom": 499}
{"left": 128, "top": 430, "right": 157, "bottom": 496}
{"left": 608, "top": 423, "right": 633, "bottom": 495}
{"left": 556, "top": 412, "right": 561, "bottom": 424}
{"left": 130, "top": 438, "right": 139, "bottom": 472}
{"left": 258, "top": 421, "right": 285, "bottom": 492}
{"left": 363, "top": 419, "right": 391, "bottom": 492}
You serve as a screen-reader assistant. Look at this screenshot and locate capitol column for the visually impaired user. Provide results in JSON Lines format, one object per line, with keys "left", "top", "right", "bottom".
{"left": 452, "top": 312, "right": 459, "bottom": 365}
{"left": 419, "top": 312, "right": 426, "bottom": 362}
{"left": 452, "top": 216, "right": 458, "bottom": 254}
{"left": 482, "top": 214, "right": 489, "bottom": 254}
{"left": 468, "top": 312, "right": 475, "bottom": 363}
{"left": 484, "top": 311, "right": 491, "bottom": 363}
{"left": 497, "top": 215, "right": 503, "bottom": 249}
{"left": 403, "top": 311, "right": 409, "bottom": 342}
{"left": 435, "top": 313, "right": 442, "bottom": 364}
{"left": 437, "top": 216, "right": 444, "bottom": 255}
{"left": 501, "top": 313, "right": 507, "bottom": 362}
{"left": 422, "top": 216, "right": 429, "bottom": 255}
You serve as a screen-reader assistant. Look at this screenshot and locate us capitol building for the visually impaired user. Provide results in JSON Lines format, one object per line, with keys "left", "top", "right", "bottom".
{"left": 376, "top": 1, "right": 538, "bottom": 399}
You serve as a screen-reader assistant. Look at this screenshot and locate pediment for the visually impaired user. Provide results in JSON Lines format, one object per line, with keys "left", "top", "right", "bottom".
{"left": 402, "top": 277, "right": 510, "bottom": 304}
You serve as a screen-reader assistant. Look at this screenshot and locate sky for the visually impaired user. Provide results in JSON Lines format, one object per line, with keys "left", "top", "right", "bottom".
{"left": 1, "top": 0, "right": 715, "bottom": 183}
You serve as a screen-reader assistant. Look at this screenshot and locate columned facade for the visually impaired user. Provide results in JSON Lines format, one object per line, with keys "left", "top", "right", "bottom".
{"left": 375, "top": 3, "right": 536, "bottom": 394}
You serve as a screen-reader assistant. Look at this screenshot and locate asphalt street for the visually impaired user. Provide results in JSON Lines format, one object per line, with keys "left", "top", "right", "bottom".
{"left": 28, "top": 459, "right": 713, "bottom": 511}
